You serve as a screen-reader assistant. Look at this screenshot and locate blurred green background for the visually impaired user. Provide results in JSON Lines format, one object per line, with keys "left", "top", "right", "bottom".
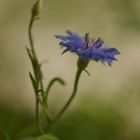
{"left": 0, "top": 0, "right": 140, "bottom": 139}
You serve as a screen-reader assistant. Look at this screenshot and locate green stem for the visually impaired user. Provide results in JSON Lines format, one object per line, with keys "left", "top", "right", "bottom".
{"left": 28, "top": 14, "right": 41, "bottom": 83}
{"left": 53, "top": 68, "right": 82, "bottom": 122}
{"left": 28, "top": 15, "right": 36, "bottom": 56}
{"left": 43, "top": 103, "right": 53, "bottom": 123}
{"left": 40, "top": 79, "right": 45, "bottom": 101}
{"left": 28, "top": 11, "right": 53, "bottom": 134}
{"left": 28, "top": 14, "right": 45, "bottom": 134}
{"left": 36, "top": 96, "right": 45, "bottom": 134}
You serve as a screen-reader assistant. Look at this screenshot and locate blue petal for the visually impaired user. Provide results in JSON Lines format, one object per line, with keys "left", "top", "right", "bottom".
{"left": 103, "top": 48, "right": 120, "bottom": 55}
{"left": 55, "top": 35, "right": 68, "bottom": 41}
{"left": 80, "top": 44, "right": 120, "bottom": 66}
{"left": 92, "top": 38, "right": 104, "bottom": 48}
{"left": 59, "top": 41, "right": 83, "bottom": 54}
{"left": 56, "top": 31, "right": 120, "bottom": 66}
{"left": 55, "top": 31, "right": 85, "bottom": 54}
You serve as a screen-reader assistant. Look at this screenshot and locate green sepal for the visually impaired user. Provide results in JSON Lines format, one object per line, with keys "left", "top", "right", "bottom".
{"left": 77, "top": 58, "right": 89, "bottom": 70}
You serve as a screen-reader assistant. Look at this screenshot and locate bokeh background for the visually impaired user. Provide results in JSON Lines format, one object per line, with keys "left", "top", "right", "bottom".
{"left": 0, "top": 0, "right": 140, "bottom": 139}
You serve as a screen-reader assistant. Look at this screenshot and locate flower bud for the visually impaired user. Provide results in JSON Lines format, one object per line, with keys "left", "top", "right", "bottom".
{"left": 32, "top": 0, "right": 43, "bottom": 18}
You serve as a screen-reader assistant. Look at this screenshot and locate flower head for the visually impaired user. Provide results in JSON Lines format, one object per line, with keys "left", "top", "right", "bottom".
{"left": 55, "top": 31, "right": 120, "bottom": 66}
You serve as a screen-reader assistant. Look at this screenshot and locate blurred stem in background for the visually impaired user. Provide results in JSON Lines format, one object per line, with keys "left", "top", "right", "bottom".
{"left": 0, "top": 127, "right": 11, "bottom": 140}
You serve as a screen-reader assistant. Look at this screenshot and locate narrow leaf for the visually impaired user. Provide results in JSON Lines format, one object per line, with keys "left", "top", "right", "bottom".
{"left": 26, "top": 47, "right": 34, "bottom": 62}
{"left": 26, "top": 47, "right": 41, "bottom": 81}
{"left": 84, "top": 69, "right": 90, "bottom": 76}
{"left": 45, "top": 77, "right": 66, "bottom": 101}
{"left": 29, "top": 72, "right": 37, "bottom": 92}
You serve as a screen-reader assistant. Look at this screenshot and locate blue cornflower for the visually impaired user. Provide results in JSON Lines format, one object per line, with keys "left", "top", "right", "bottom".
{"left": 55, "top": 31, "right": 120, "bottom": 66}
